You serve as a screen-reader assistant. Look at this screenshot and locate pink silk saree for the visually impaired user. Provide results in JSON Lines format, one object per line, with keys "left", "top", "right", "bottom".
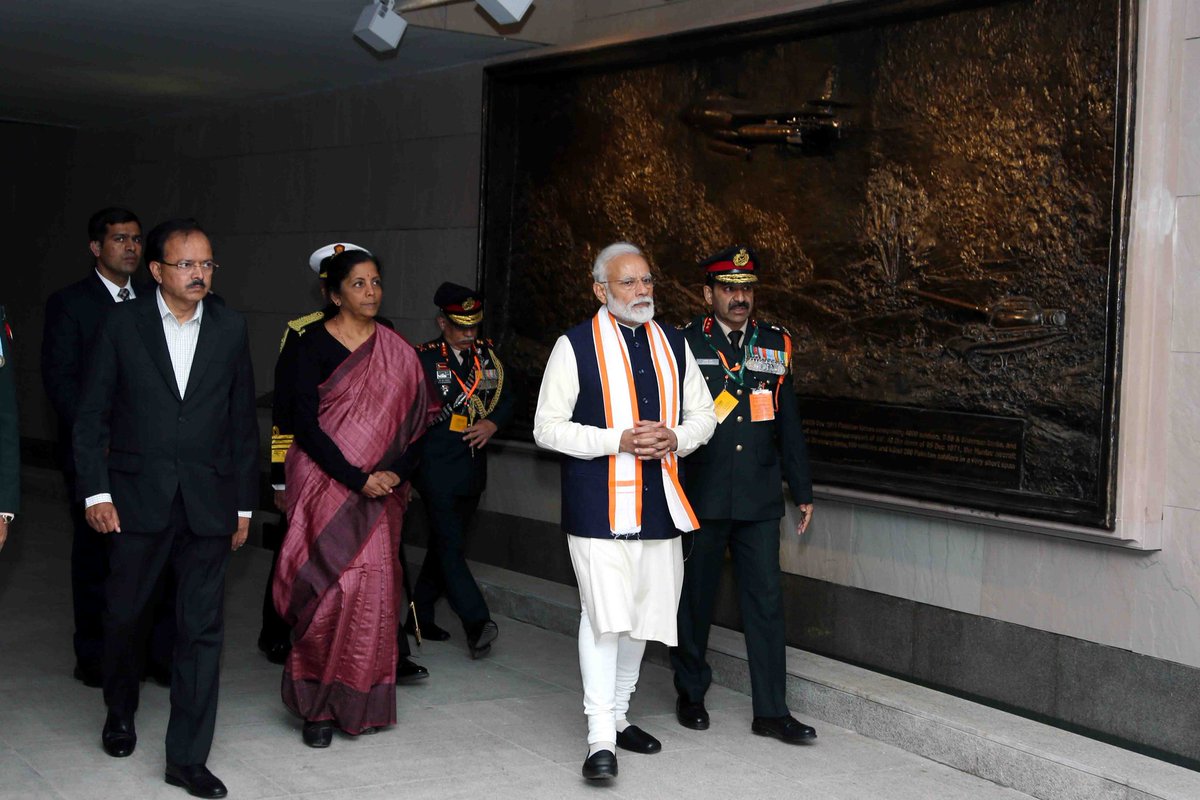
{"left": 273, "top": 325, "right": 437, "bottom": 733}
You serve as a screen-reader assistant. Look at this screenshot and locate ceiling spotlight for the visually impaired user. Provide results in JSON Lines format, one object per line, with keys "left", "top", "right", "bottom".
{"left": 475, "top": 0, "right": 533, "bottom": 25}
{"left": 354, "top": 0, "right": 408, "bottom": 53}
{"left": 394, "top": 0, "right": 534, "bottom": 27}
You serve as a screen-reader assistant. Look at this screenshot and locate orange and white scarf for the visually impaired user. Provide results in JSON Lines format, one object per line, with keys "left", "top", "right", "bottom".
{"left": 591, "top": 306, "right": 699, "bottom": 536}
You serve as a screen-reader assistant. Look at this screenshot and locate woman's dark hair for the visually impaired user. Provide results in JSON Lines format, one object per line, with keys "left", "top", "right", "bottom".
{"left": 321, "top": 249, "right": 379, "bottom": 316}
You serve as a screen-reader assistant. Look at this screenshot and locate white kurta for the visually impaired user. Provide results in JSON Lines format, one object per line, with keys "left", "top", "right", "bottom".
{"left": 534, "top": 319, "right": 717, "bottom": 644}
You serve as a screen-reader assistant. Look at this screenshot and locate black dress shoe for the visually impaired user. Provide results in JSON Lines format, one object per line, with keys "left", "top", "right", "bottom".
{"left": 101, "top": 711, "right": 136, "bottom": 758}
{"left": 467, "top": 619, "right": 498, "bottom": 659}
{"left": 257, "top": 636, "right": 291, "bottom": 665}
{"left": 302, "top": 720, "right": 334, "bottom": 748}
{"left": 404, "top": 617, "right": 451, "bottom": 642}
{"left": 675, "top": 696, "right": 709, "bottom": 730}
{"left": 581, "top": 749, "right": 618, "bottom": 780}
{"left": 751, "top": 714, "right": 817, "bottom": 744}
{"left": 615, "top": 725, "right": 661, "bottom": 754}
{"left": 74, "top": 662, "right": 103, "bottom": 688}
{"left": 164, "top": 763, "right": 228, "bottom": 798}
{"left": 395, "top": 656, "right": 429, "bottom": 685}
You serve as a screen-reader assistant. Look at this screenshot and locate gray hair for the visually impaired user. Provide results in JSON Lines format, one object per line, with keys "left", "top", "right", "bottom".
{"left": 592, "top": 242, "right": 644, "bottom": 284}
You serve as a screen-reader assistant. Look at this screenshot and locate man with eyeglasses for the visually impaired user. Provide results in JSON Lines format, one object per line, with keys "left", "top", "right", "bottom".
{"left": 74, "top": 218, "right": 258, "bottom": 799}
{"left": 42, "top": 207, "right": 176, "bottom": 690}
{"left": 670, "top": 244, "right": 818, "bottom": 746}
{"left": 534, "top": 242, "right": 716, "bottom": 781}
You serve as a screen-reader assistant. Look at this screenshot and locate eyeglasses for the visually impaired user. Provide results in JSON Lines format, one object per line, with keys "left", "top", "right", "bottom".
{"left": 159, "top": 260, "right": 220, "bottom": 272}
{"left": 601, "top": 276, "right": 655, "bottom": 290}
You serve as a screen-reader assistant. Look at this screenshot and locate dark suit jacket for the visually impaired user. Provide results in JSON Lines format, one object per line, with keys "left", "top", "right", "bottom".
{"left": 682, "top": 315, "right": 813, "bottom": 521}
{"left": 73, "top": 293, "right": 258, "bottom": 537}
{"left": 414, "top": 337, "right": 514, "bottom": 498}
{"left": 42, "top": 272, "right": 122, "bottom": 471}
{"left": 0, "top": 305, "right": 18, "bottom": 515}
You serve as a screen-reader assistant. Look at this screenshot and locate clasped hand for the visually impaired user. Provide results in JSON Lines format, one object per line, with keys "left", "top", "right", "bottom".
{"left": 619, "top": 419, "right": 677, "bottom": 461}
{"left": 361, "top": 470, "right": 402, "bottom": 498}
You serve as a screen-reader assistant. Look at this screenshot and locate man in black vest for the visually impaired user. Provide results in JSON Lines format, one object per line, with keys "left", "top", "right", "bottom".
{"left": 74, "top": 218, "right": 258, "bottom": 798}
{"left": 409, "top": 283, "right": 513, "bottom": 658}
{"left": 671, "top": 244, "right": 818, "bottom": 745}
{"left": 534, "top": 242, "right": 716, "bottom": 781}
{"left": 42, "top": 207, "right": 175, "bottom": 688}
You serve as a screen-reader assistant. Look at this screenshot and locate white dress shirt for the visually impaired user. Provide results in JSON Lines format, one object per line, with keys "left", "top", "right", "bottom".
{"left": 156, "top": 288, "right": 203, "bottom": 398}
{"left": 86, "top": 290, "right": 250, "bottom": 519}
{"left": 533, "top": 317, "right": 716, "bottom": 459}
{"left": 95, "top": 269, "right": 135, "bottom": 302}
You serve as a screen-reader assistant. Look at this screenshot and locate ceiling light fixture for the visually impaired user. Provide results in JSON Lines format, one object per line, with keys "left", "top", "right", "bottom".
{"left": 396, "top": 0, "right": 534, "bottom": 27}
{"left": 354, "top": 0, "right": 409, "bottom": 53}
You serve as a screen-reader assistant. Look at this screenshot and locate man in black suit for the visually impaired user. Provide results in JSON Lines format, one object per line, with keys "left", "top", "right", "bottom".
{"left": 671, "top": 245, "right": 818, "bottom": 745}
{"left": 408, "top": 283, "right": 513, "bottom": 658}
{"left": 74, "top": 218, "right": 258, "bottom": 799}
{"left": 42, "top": 207, "right": 174, "bottom": 688}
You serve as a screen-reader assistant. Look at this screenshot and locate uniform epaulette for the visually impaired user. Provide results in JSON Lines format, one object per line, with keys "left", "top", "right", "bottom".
{"left": 279, "top": 310, "right": 326, "bottom": 353}
{"left": 287, "top": 310, "right": 325, "bottom": 335}
{"left": 480, "top": 338, "right": 496, "bottom": 348}
{"left": 680, "top": 319, "right": 697, "bottom": 331}
{"left": 417, "top": 341, "right": 440, "bottom": 353}
{"left": 758, "top": 320, "right": 792, "bottom": 337}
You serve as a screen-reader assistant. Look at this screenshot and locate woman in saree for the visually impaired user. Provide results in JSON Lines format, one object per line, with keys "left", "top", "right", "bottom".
{"left": 273, "top": 247, "right": 438, "bottom": 747}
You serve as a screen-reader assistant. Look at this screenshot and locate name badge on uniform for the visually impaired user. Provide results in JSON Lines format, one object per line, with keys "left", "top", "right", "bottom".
{"left": 478, "top": 368, "right": 499, "bottom": 390}
{"left": 449, "top": 413, "right": 469, "bottom": 432}
{"left": 744, "top": 355, "right": 787, "bottom": 375}
{"left": 749, "top": 388, "right": 775, "bottom": 422}
{"left": 695, "top": 358, "right": 720, "bottom": 366}
{"left": 435, "top": 368, "right": 453, "bottom": 383}
{"left": 712, "top": 390, "right": 738, "bottom": 424}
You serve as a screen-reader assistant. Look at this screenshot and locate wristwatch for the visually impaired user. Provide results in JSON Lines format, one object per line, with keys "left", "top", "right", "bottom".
{"left": 0, "top": 513, "right": 13, "bottom": 523}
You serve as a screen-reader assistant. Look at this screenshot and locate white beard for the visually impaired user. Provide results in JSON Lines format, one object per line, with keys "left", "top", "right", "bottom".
{"left": 608, "top": 296, "right": 655, "bottom": 325}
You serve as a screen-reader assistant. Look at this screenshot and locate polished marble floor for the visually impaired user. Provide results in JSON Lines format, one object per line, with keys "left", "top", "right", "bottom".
{"left": 0, "top": 496, "right": 1036, "bottom": 799}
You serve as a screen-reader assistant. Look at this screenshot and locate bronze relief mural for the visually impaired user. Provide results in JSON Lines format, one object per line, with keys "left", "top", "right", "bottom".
{"left": 480, "top": 0, "right": 1135, "bottom": 527}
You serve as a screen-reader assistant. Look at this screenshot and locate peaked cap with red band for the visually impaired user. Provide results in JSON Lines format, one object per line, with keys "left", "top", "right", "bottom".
{"left": 434, "top": 281, "right": 484, "bottom": 327}
{"left": 700, "top": 244, "right": 760, "bottom": 284}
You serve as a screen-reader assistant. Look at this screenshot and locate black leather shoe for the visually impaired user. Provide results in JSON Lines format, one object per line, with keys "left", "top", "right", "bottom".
{"left": 396, "top": 656, "right": 429, "bottom": 685}
{"left": 74, "top": 662, "right": 103, "bottom": 688}
{"left": 675, "top": 696, "right": 709, "bottom": 730}
{"left": 101, "top": 711, "right": 136, "bottom": 758}
{"left": 467, "top": 620, "right": 498, "bottom": 659}
{"left": 302, "top": 720, "right": 334, "bottom": 748}
{"left": 615, "top": 725, "right": 661, "bottom": 754}
{"left": 581, "top": 749, "right": 618, "bottom": 780}
{"left": 404, "top": 617, "right": 450, "bottom": 642}
{"left": 751, "top": 714, "right": 817, "bottom": 744}
{"left": 164, "top": 763, "right": 228, "bottom": 798}
{"left": 257, "top": 636, "right": 290, "bottom": 665}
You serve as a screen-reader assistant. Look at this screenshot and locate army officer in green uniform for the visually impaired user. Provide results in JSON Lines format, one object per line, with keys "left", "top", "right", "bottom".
{"left": 0, "top": 304, "right": 18, "bottom": 552}
{"left": 409, "top": 283, "right": 514, "bottom": 659}
{"left": 671, "top": 245, "right": 817, "bottom": 744}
